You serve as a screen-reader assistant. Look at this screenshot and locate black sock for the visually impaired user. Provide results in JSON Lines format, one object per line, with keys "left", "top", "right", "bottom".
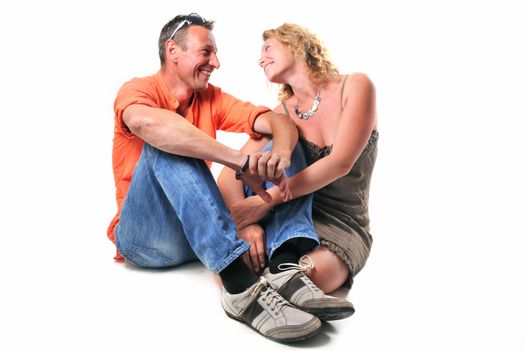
{"left": 219, "top": 256, "right": 258, "bottom": 294}
{"left": 269, "top": 238, "right": 317, "bottom": 274}
{"left": 269, "top": 249, "right": 299, "bottom": 274}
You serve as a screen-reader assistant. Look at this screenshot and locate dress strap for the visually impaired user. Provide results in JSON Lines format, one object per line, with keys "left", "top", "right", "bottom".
{"left": 280, "top": 101, "right": 291, "bottom": 117}
{"left": 340, "top": 74, "right": 349, "bottom": 110}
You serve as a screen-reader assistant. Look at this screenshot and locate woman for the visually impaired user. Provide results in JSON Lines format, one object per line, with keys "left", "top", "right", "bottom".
{"left": 218, "top": 23, "right": 378, "bottom": 294}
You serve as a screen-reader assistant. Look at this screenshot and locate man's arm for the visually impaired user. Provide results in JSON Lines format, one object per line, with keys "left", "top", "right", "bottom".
{"left": 123, "top": 104, "right": 247, "bottom": 171}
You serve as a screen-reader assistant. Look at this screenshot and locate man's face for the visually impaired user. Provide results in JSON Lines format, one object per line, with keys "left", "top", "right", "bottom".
{"left": 175, "top": 26, "right": 220, "bottom": 91}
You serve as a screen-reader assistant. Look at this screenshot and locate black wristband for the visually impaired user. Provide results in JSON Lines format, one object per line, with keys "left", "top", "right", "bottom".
{"left": 235, "top": 155, "right": 250, "bottom": 180}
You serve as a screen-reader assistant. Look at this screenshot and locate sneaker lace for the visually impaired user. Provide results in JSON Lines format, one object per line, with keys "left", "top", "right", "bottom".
{"left": 277, "top": 255, "right": 320, "bottom": 292}
{"left": 277, "top": 254, "right": 315, "bottom": 273}
{"left": 260, "top": 287, "right": 287, "bottom": 314}
{"left": 239, "top": 277, "right": 287, "bottom": 316}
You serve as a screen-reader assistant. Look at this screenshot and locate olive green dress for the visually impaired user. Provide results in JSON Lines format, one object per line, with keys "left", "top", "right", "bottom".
{"left": 281, "top": 75, "right": 378, "bottom": 285}
{"left": 300, "top": 130, "right": 378, "bottom": 282}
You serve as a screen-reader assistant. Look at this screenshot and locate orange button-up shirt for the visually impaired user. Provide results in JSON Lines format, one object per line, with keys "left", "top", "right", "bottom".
{"left": 108, "top": 71, "right": 269, "bottom": 259}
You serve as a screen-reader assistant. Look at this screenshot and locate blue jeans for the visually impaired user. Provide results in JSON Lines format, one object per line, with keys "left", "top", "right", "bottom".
{"left": 246, "top": 142, "right": 318, "bottom": 259}
{"left": 115, "top": 142, "right": 317, "bottom": 273}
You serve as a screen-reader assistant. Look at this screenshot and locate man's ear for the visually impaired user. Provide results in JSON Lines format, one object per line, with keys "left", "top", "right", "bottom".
{"left": 166, "top": 40, "right": 178, "bottom": 61}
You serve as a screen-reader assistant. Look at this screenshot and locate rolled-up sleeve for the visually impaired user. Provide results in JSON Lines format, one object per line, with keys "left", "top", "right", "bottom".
{"left": 214, "top": 88, "right": 270, "bottom": 139}
{"left": 114, "top": 78, "right": 159, "bottom": 138}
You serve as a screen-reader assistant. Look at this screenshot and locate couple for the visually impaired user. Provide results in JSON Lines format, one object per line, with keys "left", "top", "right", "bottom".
{"left": 108, "top": 13, "right": 378, "bottom": 343}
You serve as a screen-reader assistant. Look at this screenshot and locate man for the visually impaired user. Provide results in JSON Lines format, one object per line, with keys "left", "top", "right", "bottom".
{"left": 108, "top": 13, "right": 321, "bottom": 342}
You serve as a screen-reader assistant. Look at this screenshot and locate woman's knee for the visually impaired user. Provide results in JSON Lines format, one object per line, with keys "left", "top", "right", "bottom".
{"left": 304, "top": 246, "right": 350, "bottom": 294}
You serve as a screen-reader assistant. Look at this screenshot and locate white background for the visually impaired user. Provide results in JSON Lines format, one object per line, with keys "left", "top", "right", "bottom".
{"left": 1, "top": 0, "right": 524, "bottom": 349}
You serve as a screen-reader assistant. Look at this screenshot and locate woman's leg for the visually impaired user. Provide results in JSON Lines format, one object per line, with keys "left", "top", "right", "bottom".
{"left": 304, "top": 246, "right": 351, "bottom": 294}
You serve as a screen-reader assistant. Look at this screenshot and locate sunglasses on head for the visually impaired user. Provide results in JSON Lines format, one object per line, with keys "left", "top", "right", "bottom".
{"left": 169, "top": 13, "right": 207, "bottom": 40}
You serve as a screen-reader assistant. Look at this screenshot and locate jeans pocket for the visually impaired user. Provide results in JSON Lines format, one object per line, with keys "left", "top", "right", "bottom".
{"left": 120, "top": 243, "right": 172, "bottom": 268}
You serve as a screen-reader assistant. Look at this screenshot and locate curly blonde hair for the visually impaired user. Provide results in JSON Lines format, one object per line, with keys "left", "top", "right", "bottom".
{"left": 263, "top": 23, "right": 339, "bottom": 101}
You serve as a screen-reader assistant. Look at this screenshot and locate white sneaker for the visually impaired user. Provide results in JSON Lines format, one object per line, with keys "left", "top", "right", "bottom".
{"left": 221, "top": 277, "right": 321, "bottom": 343}
{"left": 263, "top": 256, "right": 355, "bottom": 321}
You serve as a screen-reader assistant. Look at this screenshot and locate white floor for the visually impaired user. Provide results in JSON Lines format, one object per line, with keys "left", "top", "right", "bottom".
{"left": 3, "top": 222, "right": 523, "bottom": 350}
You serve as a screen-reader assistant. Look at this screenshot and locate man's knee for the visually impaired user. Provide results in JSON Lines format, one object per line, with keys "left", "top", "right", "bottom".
{"left": 116, "top": 224, "right": 191, "bottom": 268}
{"left": 119, "top": 242, "right": 175, "bottom": 268}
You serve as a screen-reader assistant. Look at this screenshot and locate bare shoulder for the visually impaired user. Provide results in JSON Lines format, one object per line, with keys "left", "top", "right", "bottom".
{"left": 340, "top": 73, "right": 375, "bottom": 109}
{"left": 345, "top": 72, "right": 374, "bottom": 91}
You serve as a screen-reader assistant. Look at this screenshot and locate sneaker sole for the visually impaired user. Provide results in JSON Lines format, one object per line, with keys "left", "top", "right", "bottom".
{"left": 304, "top": 306, "right": 355, "bottom": 321}
{"left": 224, "top": 310, "right": 322, "bottom": 343}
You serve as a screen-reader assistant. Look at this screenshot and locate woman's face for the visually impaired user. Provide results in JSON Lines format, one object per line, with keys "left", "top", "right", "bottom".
{"left": 258, "top": 38, "right": 294, "bottom": 84}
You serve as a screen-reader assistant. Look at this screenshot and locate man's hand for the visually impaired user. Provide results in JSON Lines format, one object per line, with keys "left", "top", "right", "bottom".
{"left": 239, "top": 150, "right": 292, "bottom": 203}
{"left": 249, "top": 150, "right": 291, "bottom": 181}
{"left": 232, "top": 195, "right": 273, "bottom": 231}
{"left": 237, "top": 224, "right": 266, "bottom": 273}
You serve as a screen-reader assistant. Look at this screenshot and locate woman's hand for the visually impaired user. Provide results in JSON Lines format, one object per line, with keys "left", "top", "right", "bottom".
{"left": 237, "top": 224, "right": 266, "bottom": 273}
{"left": 273, "top": 173, "right": 293, "bottom": 202}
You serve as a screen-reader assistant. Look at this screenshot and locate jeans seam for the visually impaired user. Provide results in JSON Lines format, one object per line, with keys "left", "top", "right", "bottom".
{"left": 127, "top": 243, "right": 172, "bottom": 267}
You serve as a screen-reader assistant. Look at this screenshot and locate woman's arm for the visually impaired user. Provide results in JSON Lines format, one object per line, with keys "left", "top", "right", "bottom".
{"left": 230, "top": 74, "right": 376, "bottom": 229}
{"left": 266, "top": 73, "right": 377, "bottom": 207}
{"left": 252, "top": 111, "right": 298, "bottom": 181}
{"left": 217, "top": 136, "right": 272, "bottom": 273}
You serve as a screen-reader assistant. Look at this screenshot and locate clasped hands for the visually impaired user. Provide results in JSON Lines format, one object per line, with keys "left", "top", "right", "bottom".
{"left": 238, "top": 150, "right": 293, "bottom": 205}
